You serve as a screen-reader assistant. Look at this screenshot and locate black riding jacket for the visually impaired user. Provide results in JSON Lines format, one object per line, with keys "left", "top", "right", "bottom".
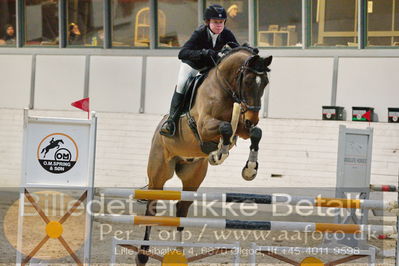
{"left": 178, "top": 25, "right": 239, "bottom": 71}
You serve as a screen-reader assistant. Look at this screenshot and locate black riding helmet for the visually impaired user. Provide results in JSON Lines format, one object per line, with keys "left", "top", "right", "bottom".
{"left": 203, "top": 4, "right": 227, "bottom": 21}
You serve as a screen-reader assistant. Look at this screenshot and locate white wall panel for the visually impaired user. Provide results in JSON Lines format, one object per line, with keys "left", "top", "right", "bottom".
{"left": 34, "top": 55, "right": 85, "bottom": 110}
{"left": 89, "top": 56, "right": 142, "bottom": 113}
{"left": 0, "top": 55, "right": 32, "bottom": 108}
{"left": 336, "top": 58, "right": 399, "bottom": 122}
{"left": 145, "top": 57, "right": 180, "bottom": 114}
{"left": 267, "top": 57, "right": 334, "bottom": 119}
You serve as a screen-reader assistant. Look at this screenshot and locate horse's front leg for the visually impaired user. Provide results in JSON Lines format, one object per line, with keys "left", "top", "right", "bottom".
{"left": 242, "top": 126, "right": 262, "bottom": 181}
{"left": 208, "top": 121, "right": 233, "bottom": 165}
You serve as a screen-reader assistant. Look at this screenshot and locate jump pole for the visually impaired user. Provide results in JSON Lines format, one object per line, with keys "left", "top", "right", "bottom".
{"left": 95, "top": 214, "right": 396, "bottom": 235}
{"left": 96, "top": 188, "right": 398, "bottom": 211}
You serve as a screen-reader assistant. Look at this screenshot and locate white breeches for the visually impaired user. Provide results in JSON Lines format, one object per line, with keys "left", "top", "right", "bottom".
{"left": 176, "top": 63, "right": 199, "bottom": 94}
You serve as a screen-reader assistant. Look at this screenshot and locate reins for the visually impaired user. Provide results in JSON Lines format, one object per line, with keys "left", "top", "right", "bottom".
{"left": 213, "top": 51, "right": 267, "bottom": 114}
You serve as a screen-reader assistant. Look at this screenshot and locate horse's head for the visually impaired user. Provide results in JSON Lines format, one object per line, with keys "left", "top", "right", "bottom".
{"left": 236, "top": 54, "right": 272, "bottom": 128}
{"left": 216, "top": 46, "right": 273, "bottom": 128}
{"left": 217, "top": 48, "right": 272, "bottom": 128}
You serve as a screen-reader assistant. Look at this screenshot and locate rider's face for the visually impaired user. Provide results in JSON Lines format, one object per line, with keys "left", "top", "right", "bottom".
{"left": 209, "top": 19, "right": 225, "bottom": 34}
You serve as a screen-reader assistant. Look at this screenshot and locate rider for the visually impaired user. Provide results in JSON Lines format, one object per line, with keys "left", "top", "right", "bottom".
{"left": 159, "top": 4, "right": 239, "bottom": 137}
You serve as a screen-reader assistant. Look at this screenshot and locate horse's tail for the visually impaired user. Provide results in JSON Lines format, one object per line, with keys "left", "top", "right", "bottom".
{"left": 41, "top": 148, "right": 45, "bottom": 154}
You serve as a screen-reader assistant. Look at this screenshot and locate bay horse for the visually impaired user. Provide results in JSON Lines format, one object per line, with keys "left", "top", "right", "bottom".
{"left": 137, "top": 47, "right": 272, "bottom": 265}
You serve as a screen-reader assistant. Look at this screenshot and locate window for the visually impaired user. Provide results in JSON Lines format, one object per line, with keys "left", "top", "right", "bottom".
{"left": 67, "top": 0, "right": 103, "bottom": 47}
{"left": 133, "top": 6, "right": 166, "bottom": 47}
{"left": 0, "top": 0, "right": 16, "bottom": 46}
{"left": 206, "top": 0, "right": 249, "bottom": 44}
{"left": 25, "top": 0, "right": 59, "bottom": 46}
{"left": 111, "top": 0, "right": 149, "bottom": 47}
{"left": 257, "top": 0, "right": 302, "bottom": 47}
{"left": 367, "top": 0, "right": 399, "bottom": 46}
{"left": 134, "top": 7, "right": 153, "bottom": 47}
{"left": 311, "top": 0, "right": 358, "bottom": 47}
{"left": 157, "top": 0, "right": 198, "bottom": 47}
{"left": 5, "top": 0, "right": 399, "bottom": 50}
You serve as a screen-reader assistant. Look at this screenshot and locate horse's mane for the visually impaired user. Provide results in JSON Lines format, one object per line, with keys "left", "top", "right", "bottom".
{"left": 216, "top": 46, "right": 270, "bottom": 73}
{"left": 216, "top": 46, "right": 255, "bottom": 65}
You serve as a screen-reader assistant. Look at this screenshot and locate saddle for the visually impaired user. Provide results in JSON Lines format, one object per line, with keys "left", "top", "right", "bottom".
{"left": 180, "top": 74, "right": 207, "bottom": 114}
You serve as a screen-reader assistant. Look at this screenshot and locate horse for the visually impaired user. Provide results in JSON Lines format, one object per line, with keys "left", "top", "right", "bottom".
{"left": 41, "top": 139, "right": 64, "bottom": 158}
{"left": 137, "top": 47, "right": 272, "bottom": 265}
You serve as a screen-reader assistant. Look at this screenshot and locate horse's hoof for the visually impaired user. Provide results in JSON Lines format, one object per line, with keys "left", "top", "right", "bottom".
{"left": 208, "top": 157, "right": 216, "bottom": 165}
{"left": 208, "top": 152, "right": 218, "bottom": 165}
{"left": 208, "top": 151, "right": 229, "bottom": 165}
{"left": 136, "top": 253, "right": 149, "bottom": 265}
{"left": 242, "top": 161, "right": 258, "bottom": 181}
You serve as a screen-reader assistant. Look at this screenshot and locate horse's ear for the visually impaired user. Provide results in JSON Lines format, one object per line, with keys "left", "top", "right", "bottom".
{"left": 264, "top": 56, "right": 273, "bottom": 67}
{"left": 248, "top": 55, "right": 260, "bottom": 65}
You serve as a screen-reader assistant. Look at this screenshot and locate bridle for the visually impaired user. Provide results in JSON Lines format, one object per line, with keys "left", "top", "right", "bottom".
{"left": 215, "top": 54, "right": 268, "bottom": 114}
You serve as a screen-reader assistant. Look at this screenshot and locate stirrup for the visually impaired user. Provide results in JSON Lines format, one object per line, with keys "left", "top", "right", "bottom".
{"left": 160, "top": 119, "right": 176, "bottom": 137}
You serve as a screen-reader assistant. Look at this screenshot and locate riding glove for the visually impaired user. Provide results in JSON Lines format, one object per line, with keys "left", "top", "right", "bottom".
{"left": 201, "top": 49, "right": 218, "bottom": 61}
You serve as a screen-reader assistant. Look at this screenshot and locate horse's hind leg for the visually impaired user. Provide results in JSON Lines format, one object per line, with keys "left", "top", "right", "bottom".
{"left": 175, "top": 159, "right": 208, "bottom": 242}
{"left": 136, "top": 199, "right": 159, "bottom": 265}
{"left": 136, "top": 141, "right": 175, "bottom": 265}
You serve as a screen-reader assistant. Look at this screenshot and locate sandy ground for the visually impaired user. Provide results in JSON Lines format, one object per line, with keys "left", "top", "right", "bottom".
{"left": 0, "top": 188, "right": 396, "bottom": 265}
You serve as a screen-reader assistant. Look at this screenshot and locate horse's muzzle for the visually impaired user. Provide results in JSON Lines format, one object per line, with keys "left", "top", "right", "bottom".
{"left": 244, "top": 111, "right": 259, "bottom": 128}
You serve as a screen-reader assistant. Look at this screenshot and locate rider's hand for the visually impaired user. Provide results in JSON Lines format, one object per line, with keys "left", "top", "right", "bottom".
{"left": 201, "top": 49, "right": 218, "bottom": 60}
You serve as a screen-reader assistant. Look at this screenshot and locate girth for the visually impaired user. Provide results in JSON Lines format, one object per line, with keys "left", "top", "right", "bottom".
{"left": 186, "top": 114, "right": 219, "bottom": 155}
{"left": 185, "top": 74, "right": 219, "bottom": 155}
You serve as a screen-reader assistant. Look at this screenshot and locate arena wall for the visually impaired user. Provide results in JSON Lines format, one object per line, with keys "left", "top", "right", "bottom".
{"left": 2, "top": 54, "right": 399, "bottom": 121}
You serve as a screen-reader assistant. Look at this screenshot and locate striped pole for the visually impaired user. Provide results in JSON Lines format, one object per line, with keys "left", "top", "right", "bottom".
{"left": 96, "top": 188, "right": 398, "bottom": 211}
{"left": 94, "top": 214, "right": 396, "bottom": 235}
{"left": 370, "top": 184, "right": 398, "bottom": 192}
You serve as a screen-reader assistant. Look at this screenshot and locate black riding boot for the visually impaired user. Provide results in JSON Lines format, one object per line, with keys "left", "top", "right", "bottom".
{"left": 160, "top": 90, "right": 184, "bottom": 137}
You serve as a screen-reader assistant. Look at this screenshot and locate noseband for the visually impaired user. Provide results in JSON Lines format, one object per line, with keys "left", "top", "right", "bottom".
{"left": 216, "top": 54, "right": 267, "bottom": 113}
